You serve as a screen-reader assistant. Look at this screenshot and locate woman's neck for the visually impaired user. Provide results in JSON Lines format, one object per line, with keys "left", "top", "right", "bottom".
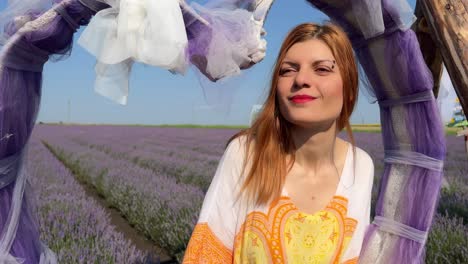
{"left": 291, "top": 120, "right": 340, "bottom": 174}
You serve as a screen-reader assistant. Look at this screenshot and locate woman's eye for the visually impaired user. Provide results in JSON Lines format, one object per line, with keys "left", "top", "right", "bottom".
{"left": 316, "top": 67, "right": 331, "bottom": 73}
{"left": 279, "top": 68, "right": 295, "bottom": 75}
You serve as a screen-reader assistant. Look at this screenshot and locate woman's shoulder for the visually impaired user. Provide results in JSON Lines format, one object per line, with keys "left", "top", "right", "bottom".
{"left": 342, "top": 140, "right": 374, "bottom": 187}
{"left": 337, "top": 139, "right": 372, "bottom": 169}
{"left": 338, "top": 138, "right": 373, "bottom": 168}
{"left": 353, "top": 144, "right": 374, "bottom": 169}
{"left": 224, "top": 134, "right": 253, "bottom": 163}
{"left": 220, "top": 134, "right": 251, "bottom": 179}
{"left": 226, "top": 134, "right": 249, "bottom": 152}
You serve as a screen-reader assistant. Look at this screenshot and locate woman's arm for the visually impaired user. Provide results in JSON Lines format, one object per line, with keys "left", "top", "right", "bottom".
{"left": 182, "top": 137, "right": 246, "bottom": 263}
{"left": 341, "top": 149, "right": 375, "bottom": 263}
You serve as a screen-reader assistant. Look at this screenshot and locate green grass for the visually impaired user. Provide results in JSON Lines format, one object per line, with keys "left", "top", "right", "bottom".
{"left": 38, "top": 122, "right": 463, "bottom": 135}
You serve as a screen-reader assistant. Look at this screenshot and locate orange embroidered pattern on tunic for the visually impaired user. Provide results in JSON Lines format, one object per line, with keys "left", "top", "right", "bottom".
{"left": 183, "top": 223, "right": 233, "bottom": 264}
{"left": 342, "top": 256, "right": 359, "bottom": 264}
{"left": 233, "top": 195, "right": 358, "bottom": 264}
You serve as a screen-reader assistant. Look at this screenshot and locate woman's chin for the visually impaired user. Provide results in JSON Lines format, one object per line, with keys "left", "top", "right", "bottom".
{"left": 288, "top": 118, "right": 337, "bottom": 130}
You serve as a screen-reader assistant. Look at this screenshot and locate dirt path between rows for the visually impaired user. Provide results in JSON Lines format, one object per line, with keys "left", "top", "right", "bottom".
{"left": 42, "top": 141, "right": 177, "bottom": 263}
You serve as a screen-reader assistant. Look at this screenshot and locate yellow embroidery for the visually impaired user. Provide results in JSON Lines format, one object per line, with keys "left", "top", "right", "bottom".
{"left": 234, "top": 195, "right": 358, "bottom": 264}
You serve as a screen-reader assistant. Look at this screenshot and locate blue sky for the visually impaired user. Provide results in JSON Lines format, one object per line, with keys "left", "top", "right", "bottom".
{"left": 1, "top": 0, "right": 459, "bottom": 125}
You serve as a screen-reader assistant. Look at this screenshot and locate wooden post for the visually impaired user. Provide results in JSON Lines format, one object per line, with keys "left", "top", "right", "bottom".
{"left": 412, "top": 1, "right": 444, "bottom": 98}
{"left": 466, "top": 135, "right": 468, "bottom": 155}
{"left": 419, "top": 0, "right": 468, "bottom": 121}
{"left": 456, "top": 127, "right": 468, "bottom": 154}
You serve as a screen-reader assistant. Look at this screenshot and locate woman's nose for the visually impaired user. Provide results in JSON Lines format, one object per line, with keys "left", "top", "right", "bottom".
{"left": 293, "top": 68, "right": 314, "bottom": 89}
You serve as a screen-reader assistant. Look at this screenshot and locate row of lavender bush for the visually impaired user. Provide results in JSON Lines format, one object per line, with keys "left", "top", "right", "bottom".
{"left": 44, "top": 125, "right": 234, "bottom": 192}
{"left": 27, "top": 134, "right": 145, "bottom": 263}
{"left": 35, "top": 125, "right": 205, "bottom": 261}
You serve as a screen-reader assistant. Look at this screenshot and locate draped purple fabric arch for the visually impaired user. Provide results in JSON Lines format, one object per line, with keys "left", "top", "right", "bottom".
{"left": 0, "top": 0, "right": 446, "bottom": 263}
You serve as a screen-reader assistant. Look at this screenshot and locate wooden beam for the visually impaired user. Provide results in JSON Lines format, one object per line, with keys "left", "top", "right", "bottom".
{"left": 412, "top": 1, "right": 444, "bottom": 98}
{"left": 419, "top": 0, "right": 468, "bottom": 117}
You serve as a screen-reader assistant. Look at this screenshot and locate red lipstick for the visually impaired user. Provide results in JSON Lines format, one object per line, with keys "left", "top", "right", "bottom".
{"left": 289, "top": 94, "right": 317, "bottom": 103}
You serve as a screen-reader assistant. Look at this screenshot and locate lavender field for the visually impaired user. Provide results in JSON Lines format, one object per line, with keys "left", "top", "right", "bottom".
{"left": 29, "top": 124, "right": 467, "bottom": 263}
{"left": 27, "top": 132, "right": 145, "bottom": 263}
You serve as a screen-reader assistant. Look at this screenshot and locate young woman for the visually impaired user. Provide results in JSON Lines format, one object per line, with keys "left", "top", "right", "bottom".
{"left": 183, "top": 22, "right": 375, "bottom": 264}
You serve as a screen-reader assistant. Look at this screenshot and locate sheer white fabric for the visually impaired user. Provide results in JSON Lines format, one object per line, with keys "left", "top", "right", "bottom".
{"left": 436, "top": 65, "right": 452, "bottom": 124}
{"left": 252, "top": 0, "right": 274, "bottom": 23}
{"left": 387, "top": 0, "right": 416, "bottom": 31}
{"left": 78, "top": 0, "right": 188, "bottom": 105}
{"left": 352, "top": 0, "right": 384, "bottom": 39}
{"left": 79, "top": 0, "right": 267, "bottom": 105}
{"left": 351, "top": 0, "right": 416, "bottom": 39}
{"left": 360, "top": 164, "right": 413, "bottom": 264}
{"left": 92, "top": 59, "right": 133, "bottom": 105}
{"left": 0, "top": 0, "right": 55, "bottom": 45}
{"left": 190, "top": 2, "right": 266, "bottom": 81}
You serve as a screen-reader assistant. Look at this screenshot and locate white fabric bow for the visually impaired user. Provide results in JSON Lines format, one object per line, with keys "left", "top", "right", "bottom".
{"left": 78, "top": 0, "right": 189, "bottom": 105}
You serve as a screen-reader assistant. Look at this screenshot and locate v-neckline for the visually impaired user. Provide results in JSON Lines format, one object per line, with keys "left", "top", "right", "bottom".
{"left": 281, "top": 142, "right": 351, "bottom": 215}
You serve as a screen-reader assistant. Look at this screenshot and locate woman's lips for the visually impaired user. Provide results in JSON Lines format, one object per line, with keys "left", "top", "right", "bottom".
{"left": 290, "top": 98, "right": 316, "bottom": 103}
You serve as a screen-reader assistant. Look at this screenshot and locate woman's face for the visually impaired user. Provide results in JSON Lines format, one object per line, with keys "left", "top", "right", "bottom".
{"left": 276, "top": 39, "right": 344, "bottom": 129}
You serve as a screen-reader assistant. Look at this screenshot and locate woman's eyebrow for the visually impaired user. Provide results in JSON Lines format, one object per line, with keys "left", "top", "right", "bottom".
{"left": 312, "top": 59, "right": 335, "bottom": 66}
{"left": 281, "top": 61, "right": 299, "bottom": 67}
{"left": 281, "top": 59, "right": 335, "bottom": 67}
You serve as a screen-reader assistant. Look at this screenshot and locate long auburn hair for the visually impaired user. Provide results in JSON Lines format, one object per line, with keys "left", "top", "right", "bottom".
{"left": 227, "top": 22, "right": 359, "bottom": 206}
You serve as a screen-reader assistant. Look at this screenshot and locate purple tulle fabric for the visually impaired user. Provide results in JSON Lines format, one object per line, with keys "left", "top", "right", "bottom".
{"left": 0, "top": 0, "right": 95, "bottom": 262}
